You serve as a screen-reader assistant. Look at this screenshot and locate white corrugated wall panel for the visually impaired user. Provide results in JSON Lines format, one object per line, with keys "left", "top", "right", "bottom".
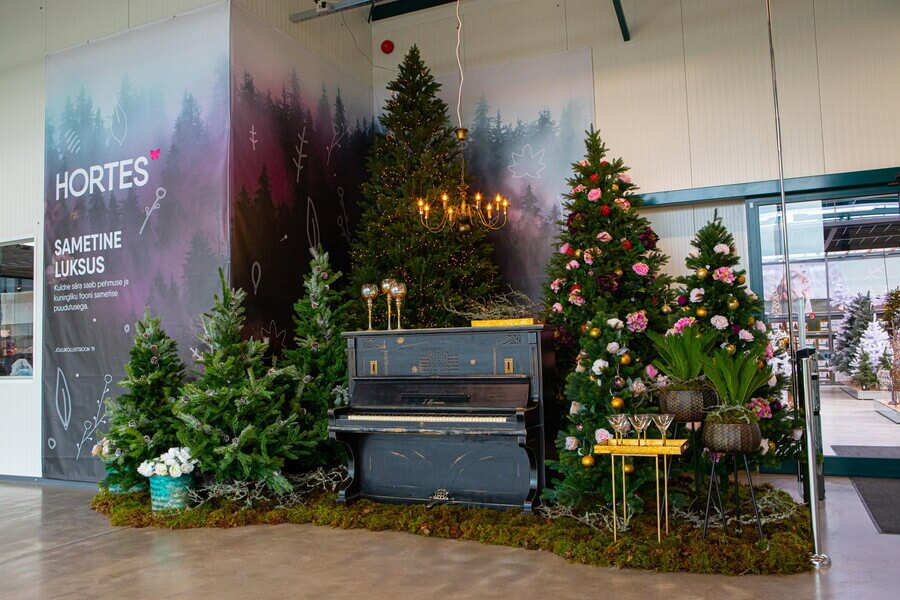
{"left": 128, "top": 0, "right": 221, "bottom": 27}
{"left": 641, "top": 204, "right": 696, "bottom": 280}
{"left": 45, "top": 0, "right": 129, "bottom": 53}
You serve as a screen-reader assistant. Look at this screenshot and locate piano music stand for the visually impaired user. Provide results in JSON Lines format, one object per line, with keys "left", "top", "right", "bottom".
{"left": 593, "top": 438, "right": 689, "bottom": 543}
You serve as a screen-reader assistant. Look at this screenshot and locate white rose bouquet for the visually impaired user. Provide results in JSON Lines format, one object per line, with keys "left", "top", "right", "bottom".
{"left": 137, "top": 447, "right": 199, "bottom": 479}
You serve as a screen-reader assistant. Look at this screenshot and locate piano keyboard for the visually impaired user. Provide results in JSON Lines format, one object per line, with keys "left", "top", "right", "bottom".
{"left": 346, "top": 414, "right": 508, "bottom": 423}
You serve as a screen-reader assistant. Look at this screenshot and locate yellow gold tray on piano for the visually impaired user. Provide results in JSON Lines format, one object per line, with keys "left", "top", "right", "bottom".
{"left": 593, "top": 439, "right": 688, "bottom": 456}
{"left": 470, "top": 318, "right": 545, "bottom": 327}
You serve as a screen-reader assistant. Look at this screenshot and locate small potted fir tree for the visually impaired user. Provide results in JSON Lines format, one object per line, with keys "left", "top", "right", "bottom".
{"left": 647, "top": 321, "right": 717, "bottom": 422}
{"left": 700, "top": 345, "right": 772, "bottom": 454}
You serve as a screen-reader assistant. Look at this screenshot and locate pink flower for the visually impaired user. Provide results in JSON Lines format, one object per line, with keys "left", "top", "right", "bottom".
{"left": 596, "top": 232, "right": 612, "bottom": 242}
{"left": 711, "top": 315, "right": 729, "bottom": 330}
{"left": 689, "top": 288, "right": 705, "bottom": 303}
{"left": 550, "top": 278, "right": 564, "bottom": 293}
{"left": 645, "top": 364, "right": 659, "bottom": 378}
{"left": 669, "top": 316, "right": 697, "bottom": 335}
{"left": 631, "top": 381, "right": 647, "bottom": 395}
{"left": 594, "top": 429, "right": 611, "bottom": 444}
{"left": 756, "top": 320, "right": 767, "bottom": 333}
{"left": 614, "top": 198, "right": 631, "bottom": 210}
{"left": 688, "top": 248, "right": 700, "bottom": 258}
{"left": 583, "top": 251, "right": 594, "bottom": 265}
{"left": 712, "top": 267, "right": 735, "bottom": 284}
{"left": 619, "top": 173, "right": 632, "bottom": 184}
{"left": 578, "top": 160, "right": 590, "bottom": 167}
{"left": 768, "top": 375, "right": 777, "bottom": 386}
{"left": 714, "top": 243, "right": 731, "bottom": 255}
{"left": 587, "top": 188, "right": 602, "bottom": 202}
{"left": 568, "top": 294, "right": 586, "bottom": 306}
{"left": 748, "top": 397, "right": 772, "bottom": 419}
{"left": 738, "top": 329, "right": 755, "bottom": 342}
{"left": 569, "top": 402, "right": 582, "bottom": 416}
{"left": 765, "top": 343, "right": 774, "bottom": 359}
{"left": 565, "top": 260, "right": 580, "bottom": 270}
{"left": 559, "top": 242, "right": 573, "bottom": 254}
{"left": 626, "top": 310, "right": 648, "bottom": 333}
{"left": 551, "top": 302, "right": 563, "bottom": 313}
{"left": 632, "top": 263, "right": 650, "bottom": 276}
{"left": 572, "top": 184, "right": 586, "bottom": 194}
{"left": 565, "top": 436, "right": 579, "bottom": 451}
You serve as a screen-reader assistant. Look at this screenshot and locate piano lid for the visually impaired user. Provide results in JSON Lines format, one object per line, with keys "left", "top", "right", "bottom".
{"left": 349, "top": 376, "right": 532, "bottom": 410}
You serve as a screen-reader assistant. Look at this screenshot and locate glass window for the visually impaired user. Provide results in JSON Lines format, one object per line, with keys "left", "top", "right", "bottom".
{"left": 0, "top": 242, "right": 34, "bottom": 377}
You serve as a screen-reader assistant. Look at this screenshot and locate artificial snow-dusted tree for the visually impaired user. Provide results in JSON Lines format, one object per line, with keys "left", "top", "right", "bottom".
{"left": 852, "top": 318, "right": 892, "bottom": 388}
{"left": 175, "top": 271, "right": 312, "bottom": 493}
{"left": 99, "top": 310, "right": 185, "bottom": 492}
{"left": 283, "top": 246, "right": 353, "bottom": 471}
{"left": 349, "top": 45, "right": 499, "bottom": 329}
{"left": 834, "top": 293, "right": 875, "bottom": 375}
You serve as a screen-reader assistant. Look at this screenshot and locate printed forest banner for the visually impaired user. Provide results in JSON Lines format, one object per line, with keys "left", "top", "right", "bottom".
{"left": 43, "top": 4, "right": 230, "bottom": 480}
{"left": 437, "top": 50, "right": 595, "bottom": 301}
{"left": 230, "top": 4, "right": 372, "bottom": 351}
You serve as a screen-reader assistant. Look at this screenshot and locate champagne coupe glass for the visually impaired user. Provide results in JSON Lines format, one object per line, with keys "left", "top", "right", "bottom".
{"left": 360, "top": 284, "right": 379, "bottom": 330}
{"left": 380, "top": 279, "right": 396, "bottom": 330}
{"left": 652, "top": 414, "right": 675, "bottom": 444}
{"left": 390, "top": 282, "right": 407, "bottom": 330}
{"left": 629, "top": 414, "right": 651, "bottom": 446}
{"left": 608, "top": 414, "right": 627, "bottom": 441}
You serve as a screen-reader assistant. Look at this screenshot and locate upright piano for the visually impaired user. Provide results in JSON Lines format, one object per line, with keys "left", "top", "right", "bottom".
{"left": 329, "top": 325, "right": 554, "bottom": 513}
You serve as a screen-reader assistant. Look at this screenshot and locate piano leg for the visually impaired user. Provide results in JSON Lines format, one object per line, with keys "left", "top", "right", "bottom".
{"left": 520, "top": 428, "right": 542, "bottom": 514}
{"left": 333, "top": 433, "right": 361, "bottom": 506}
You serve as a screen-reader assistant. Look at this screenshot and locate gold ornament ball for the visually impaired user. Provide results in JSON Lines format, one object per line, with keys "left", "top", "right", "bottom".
{"left": 589, "top": 327, "right": 601, "bottom": 339}
{"left": 610, "top": 397, "right": 625, "bottom": 410}
{"left": 696, "top": 267, "right": 709, "bottom": 280}
{"left": 588, "top": 374, "right": 596, "bottom": 382}
{"left": 623, "top": 463, "right": 635, "bottom": 475}
{"left": 737, "top": 274, "right": 747, "bottom": 285}
{"left": 682, "top": 306, "right": 692, "bottom": 313}
{"left": 581, "top": 454, "right": 596, "bottom": 468}
{"left": 614, "top": 268, "right": 624, "bottom": 277}
{"left": 696, "top": 306, "right": 709, "bottom": 318}
{"left": 612, "top": 184, "right": 619, "bottom": 192}
{"left": 661, "top": 304, "right": 673, "bottom": 314}
{"left": 757, "top": 360, "right": 766, "bottom": 370}
{"left": 727, "top": 298, "right": 740, "bottom": 311}
{"left": 575, "top": 248, "right": 583, "bottom": 258}
{"left": 725, "top": 344, "right": 737, "bottom": 355}
{"left": 620, "top": 354, "right": 632, "bottom": 365}
{"left": 748, "top": 316, "right": 756, "bottom": 326}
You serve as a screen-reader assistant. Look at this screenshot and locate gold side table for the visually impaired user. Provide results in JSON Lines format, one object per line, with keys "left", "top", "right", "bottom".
{"left": 593, "top": 438, "right": 688, "bottom": 543}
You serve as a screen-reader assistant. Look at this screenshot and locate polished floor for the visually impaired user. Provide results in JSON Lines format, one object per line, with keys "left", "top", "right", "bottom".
{"left": 819, "top": 386, "right": 899, "bottom": 456}
{"left": 0, "top": 476, "right": 896, "bottom": 600}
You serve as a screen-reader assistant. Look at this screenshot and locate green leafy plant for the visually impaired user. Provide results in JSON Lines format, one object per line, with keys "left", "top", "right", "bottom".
{"left": 701, "top": 346, "right": 772, "bottom": 424}
{"left": 647, "top": 326, "right": 717, "bottom": 388}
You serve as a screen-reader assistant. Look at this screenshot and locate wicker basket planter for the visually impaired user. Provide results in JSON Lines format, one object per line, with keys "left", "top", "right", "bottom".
{"left": 106, "top": 466, "right": 147, "bottom": 494}
{"left": 658, "top": 388, "right": 716, "bottom": 423}
{"left": 702, "top": 422, "right": 761, "bottom": 455}
{"left": 149, "top": 474, "right": 194, "bottom": 511}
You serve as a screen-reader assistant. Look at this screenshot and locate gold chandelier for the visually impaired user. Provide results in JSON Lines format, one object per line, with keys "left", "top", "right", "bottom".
{"left": 415, "top": 0, "right": 510, "bottom": 234}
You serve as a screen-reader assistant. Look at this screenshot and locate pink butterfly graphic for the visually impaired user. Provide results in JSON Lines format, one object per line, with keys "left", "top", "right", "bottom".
{"left": 149, "top": 148, "right": 161, "bottom": 160}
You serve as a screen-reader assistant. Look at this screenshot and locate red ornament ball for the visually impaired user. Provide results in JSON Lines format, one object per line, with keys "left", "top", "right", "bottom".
{"left": 622, "top": 240, "right": 633, "bottom": 251}
{"left": 589, "top": 173, "right": 600, "bottom": 182}
{"left": 600, "top": 161, "right": 610, "bottom": 166}
{"left": 600, "top": 205, "right": 611, "bottom": 216}
{"left": 380, "top": 39, "right": 395, "bottom": 54}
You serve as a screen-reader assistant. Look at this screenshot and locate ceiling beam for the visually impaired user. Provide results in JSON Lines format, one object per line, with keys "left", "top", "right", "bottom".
{"left": 290, "top": 0, "right": 381, "bottom": 24}
{"left": 372, "top": 0, "right": 457, "bottom": 21}
{"left": 612, "top": 0, "right": 631, "bottom": 42}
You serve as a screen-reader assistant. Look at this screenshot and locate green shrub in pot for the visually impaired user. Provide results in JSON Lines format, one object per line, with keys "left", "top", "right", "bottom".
{"left": 647, "top": 323, "right": 718, "bottom": 422}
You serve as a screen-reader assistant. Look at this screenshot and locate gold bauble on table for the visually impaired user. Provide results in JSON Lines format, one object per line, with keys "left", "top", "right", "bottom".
{"left": 696, "top": 306, "right": 709, "bottom": 318}
{"left": 623, "top": 463, "right": 635, "bottom": 475}
{"left": 589, "top": 327, "right": 602, "bottom": 339}
{"left": 581, "top": 454, "right": 596, "bottom": 468}
{"left": 725, "top": 344, "right": 737, "bottom": 355}
{"left": 737, "top": 274, "right": 747, "bottom": 285}
{"left": 610, "top": 397, "right": 625, "bottom": 410}
{"left": 620, "top": 354, "right": 632, "bottom": 365}
{"left": 661, "top": 304, "right": 673, "bottom": 314}
{"left": 727, "top": 298, "right": 740, "bottom": 311}
{"left": 696, "top": 267, "right": 709, "bottom": 280}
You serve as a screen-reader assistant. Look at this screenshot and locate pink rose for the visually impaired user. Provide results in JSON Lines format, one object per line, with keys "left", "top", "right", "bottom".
{"left": 619, "top": 174, "right": 632, "bottom": 184}
{"left": 587, "top": 188, "right": 602, "bottom": 202}
{"left": 596, "top": 232, "right": 612, "bottom": 242}
{"left": 559, "top": 242, "right": 572, "bottom": 254}
{"left": 551, "top": 302, "right": 563, "bottom": 313}
{"left": 594, "top": 429, "right": 611, "bottom": 444}
{"left": 550, "top": 278, "right": 564, "bottom": 293}
{"left": 578, "top": 160, "right": 589, "bottom": 167}
{"left": 711, "top": 315, "right": 729, "bottom": 330}
{"left": 568, "top": 294, "right": 586, "bottom": 306}
{"left": 632, "top": 263, "right": 650, "bottom": 276}
{"left": 583, "top": 251, "right": 593, "bottom": 265}
{"left": 626, "top": 310, "right": 649, "bottom": 333}
{"left": 688, "top": 248, "right": 700, "bottom": 258}
{"left": 614, "top": 198, "right": 631, "bottom": 210}
{"left": 712, "top": 267, "right": 736, "bottom": 284}
{"left": 738, "top": 329, "right": 754, "bottom": 342}
{"left": 565, "top": 260, "right": 580, "bottom": 270}
{"left": 572, "top": 184, "right": 586, "bottom": 194}
{"left": 645, "top": 364, "right": 659, "bottom": 378}
{"left": 756, "top": 320, "right": 767, "bottom": 333}
{"left": 565, "top": 436, "right": 579, "bottom": 451}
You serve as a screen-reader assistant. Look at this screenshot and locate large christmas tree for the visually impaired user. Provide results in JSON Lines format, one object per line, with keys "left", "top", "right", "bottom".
{"left": 99, "top": 310, "right": 185, "bottom": 491}
{"left": 349, "top": 45, "right": 499, "bottom": 329}
{"left": 543, "top": 129, "right": 673, "bottom": 508}
{"left": 283, "top": 246, "right": 352, "bottom": 471}
{"left": 834, "top": 293, "right": 875, "bottom": 376}
{"left": 175, "top": 272, "right": 312, "bottom": 493}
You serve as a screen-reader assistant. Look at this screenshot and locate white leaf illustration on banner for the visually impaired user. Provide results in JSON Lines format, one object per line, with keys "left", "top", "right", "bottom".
{"left": 55, "top": 367, "right": 72, "bottom": 431}
{"left": 110, "top": 96, "right": 127, "bottom": 146}
{"left": 306, "top": 196, "right": 320, "bottom": 252}
{"left": 508, "top": 144, "right": 547, "bottom": 179}
{"left": 252, "top": 261, "right": 262, "bottom": 295}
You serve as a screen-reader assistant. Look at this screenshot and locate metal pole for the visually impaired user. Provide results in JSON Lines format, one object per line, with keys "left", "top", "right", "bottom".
{"left": 802, "top": 357, "right": 831, "bottom": 566}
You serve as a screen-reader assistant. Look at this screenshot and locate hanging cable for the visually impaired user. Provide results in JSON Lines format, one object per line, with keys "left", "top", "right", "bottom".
{"left": 455, "top": 0, "right": 464, "bottom": 128}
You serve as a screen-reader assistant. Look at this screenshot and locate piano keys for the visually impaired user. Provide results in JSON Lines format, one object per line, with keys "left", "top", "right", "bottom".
{"left": 329, "top": 326, "right": 555, "bottom": 514}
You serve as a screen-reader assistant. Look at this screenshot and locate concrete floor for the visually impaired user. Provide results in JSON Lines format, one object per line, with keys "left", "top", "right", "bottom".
{"left": 820, "top": 386, "right": 899, "bottom": 456}
{"left": 0, "top": 476, "right": 896, "bottom": 600}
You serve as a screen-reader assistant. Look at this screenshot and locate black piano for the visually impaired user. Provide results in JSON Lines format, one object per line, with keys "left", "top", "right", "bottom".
{"left": 329, "top": 325, "right": 554, "bottom": 513}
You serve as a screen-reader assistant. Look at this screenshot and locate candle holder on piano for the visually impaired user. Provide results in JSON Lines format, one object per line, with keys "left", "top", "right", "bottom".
{"left": 361, "top": 283, "right": 379, "bottom": 330}
{"left": 380, "top": 279, "right": 396, "bottom": 330}
{"left": 390, "top": 281, "right": 407, "bottom": 330}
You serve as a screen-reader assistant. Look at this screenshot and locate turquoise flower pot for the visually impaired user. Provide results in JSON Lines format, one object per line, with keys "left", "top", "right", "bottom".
{"left": 149, "top": 474, "right": 194, "bottom": 511}
{"left": 105, "top": 466, "right": 147, "bottom": 494}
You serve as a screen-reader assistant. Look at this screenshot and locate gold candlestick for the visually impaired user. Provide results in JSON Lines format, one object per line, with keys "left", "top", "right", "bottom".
{"left": 361, "top": 284, "right": 379, "bottom": 330}
{"left": 390, "top": 282, "right": 407, "bottom": 330}
{"left": 380, "top": 279, "right": 396, "bottom": 330}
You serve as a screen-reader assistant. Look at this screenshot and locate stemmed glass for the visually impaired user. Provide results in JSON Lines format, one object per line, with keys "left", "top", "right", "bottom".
{"left": 390, "top": 282, "right": 407, "bottom": 330}
{"left": 629, "top": 414, "right": 652, "bottom": 446}
{"left": 652, "top": 414, "right": 675, "bottom": 444}
{"left": 609, "top": 414, "right": 631, "bottom": 442}
{"left": 361, "top": 284, "right": 379, "bottom": 330}
{"left": 380, "top": 279, "right": 396, "bottom": 330}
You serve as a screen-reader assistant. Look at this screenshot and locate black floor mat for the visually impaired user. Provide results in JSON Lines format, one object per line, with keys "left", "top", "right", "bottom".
{"left": 832, "top": 445, "right": 900, "bottom": 534}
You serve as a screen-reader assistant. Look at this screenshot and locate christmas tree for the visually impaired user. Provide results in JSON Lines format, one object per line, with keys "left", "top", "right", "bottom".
{"left": 283, "top": 246, "right": 353, "bottom": 471}
{"left": 543, "top": 129, "right": 673, "bottom": 508}
{"left": 543, "top": 128, "right": 672, "bottom": 371}
{"left": 99, "top": 310, "right": 185, "bottom": 492}
{"left": 349, "top": 45, "right": 499, "bottom": 329}
{"left": 834, "top": 293, "right": 875, "bottom": 375}
{"left": 852, "top": 318, "right": 892, "bottom": 387}
{"left": 175, "top": 272, "right": 312, "bottom": 493}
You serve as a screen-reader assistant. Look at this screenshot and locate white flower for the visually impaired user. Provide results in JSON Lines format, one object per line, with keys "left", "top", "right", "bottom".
{"left": 591, "top": 359, "right": 609, "bottom": 375}
{"left": 792, "top": 428, "right": 804, "bottom": 441}
{"left": 759, "top": 438, "right": 770, "bottom": 455}
{"left": 594, "top": 429, "right": 611, "bottom": 444}
{"left": 747, "top": 291, "right": 758, "bottom": 300}
{"left": 137, "top": 461, "right": 153, "bottom": 477}
{"left": 153, "top": 463, "right": 167, "bottom": 476}
{"left": 91, "top": 443, "right": 103, "bottom": 457}
{"left": 768, "top": 375, "right": 778, "bottom": 387}
{"left": 565, "top": 436, "right": 579, "bottom": 451}
{"left": 631, "top": 381, "right": 647, "bottom": 395}
{"left": 711, "top": 315, "right": 729, "bottom": 330}
{"left": 569, "top": 401, "right": 582, "bottom": 416}
{"left": 607, "top": 318, "right": 624, "bottom": 330}
{"left": 714, "top": 243, "right": 731, "bottom": 255}
{"left": 688, "top": 248, "right": 700, "bottom": 258}
{"left": 689, "top": 288, "right": 705, "bottom": 303}
{"left": 755, "top": 320, "right": 767, "bottom": 333}
{"left": 181, "top": 462, "right": 195, "bottom": 474}
{"left": 606, "top": 342, "right": 620, "bottom": 354}
{"left": 738, "top": 329, "right": 755, "bottom": 342}
{"left": 169, "top": 464, "right": 183, "bottom": 478}
{"left": 575, "top": 362, "right": 586, "bottom": 373}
